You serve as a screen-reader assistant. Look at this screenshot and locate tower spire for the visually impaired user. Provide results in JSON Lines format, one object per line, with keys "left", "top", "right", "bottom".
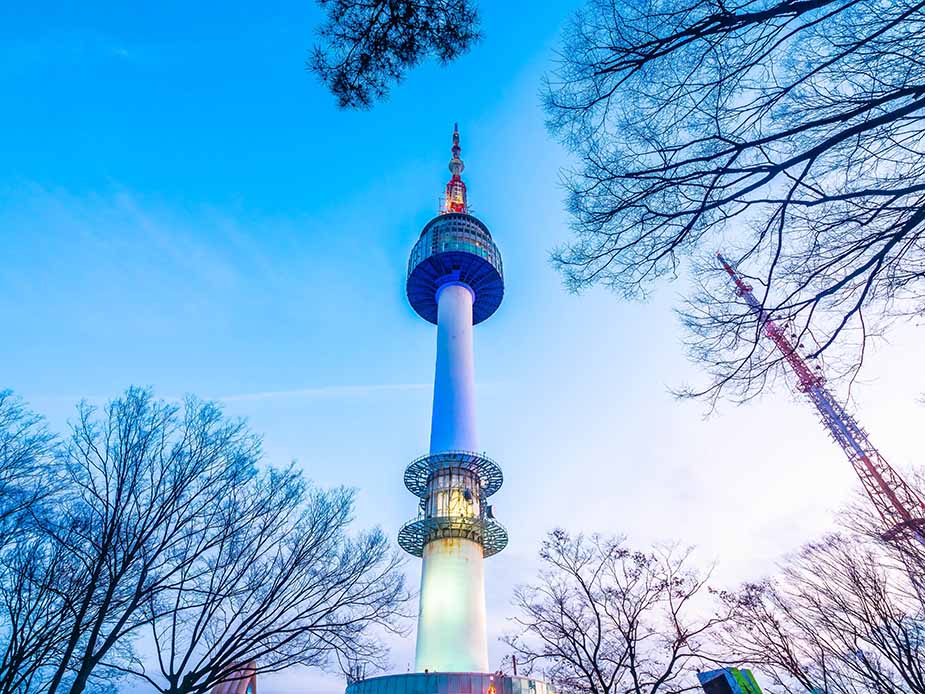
{"left": 443, "top": 123, "right": 468, "bottom": 214}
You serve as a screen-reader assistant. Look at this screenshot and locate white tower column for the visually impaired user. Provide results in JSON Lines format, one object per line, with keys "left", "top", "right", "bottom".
{"left": 430, "top": 282, "right": 478, "bottom": 453}
{"left": 414, "top": 282, "right": 489, "bottom": 673}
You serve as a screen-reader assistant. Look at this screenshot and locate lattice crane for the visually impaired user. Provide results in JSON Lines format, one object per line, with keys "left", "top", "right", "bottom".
{"left": 716, "top": 253, "right": 925, "bottom": 564}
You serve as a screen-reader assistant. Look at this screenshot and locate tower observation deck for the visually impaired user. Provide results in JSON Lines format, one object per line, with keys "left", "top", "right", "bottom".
{"left": 346, "top": 125, "right": 548, "bottom": 694}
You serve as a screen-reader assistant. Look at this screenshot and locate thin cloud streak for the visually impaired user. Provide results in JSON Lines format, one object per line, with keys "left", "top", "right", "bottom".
{"left": 216, "top": 381, "right": 504, "bottom": 402}
{"left": 216, "top": 383, "right": 432, "bottom": 402}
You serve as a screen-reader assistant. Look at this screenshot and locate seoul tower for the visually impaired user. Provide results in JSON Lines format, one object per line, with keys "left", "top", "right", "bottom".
{"left": 347, "top": 126, "right": 547, "bottom": 694}
{"left": 399, "top": 123, "right": 506, "bottom": 673}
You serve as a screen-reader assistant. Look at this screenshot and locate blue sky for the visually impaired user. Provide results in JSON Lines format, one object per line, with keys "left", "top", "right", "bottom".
{"left": 3, "top": 2, "right": 925, "bottom": 693}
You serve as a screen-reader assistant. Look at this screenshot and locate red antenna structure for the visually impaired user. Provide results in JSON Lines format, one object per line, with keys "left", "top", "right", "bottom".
{"left": 717, "top": 253, "right": 925, "bottom": 588}
{"left": 443, "top": 123, "right": 468, "bottom": 214}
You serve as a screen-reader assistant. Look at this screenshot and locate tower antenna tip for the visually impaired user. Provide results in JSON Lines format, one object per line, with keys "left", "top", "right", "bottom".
{"left": 444, "top": 123, "right": 467, "bottom": 214}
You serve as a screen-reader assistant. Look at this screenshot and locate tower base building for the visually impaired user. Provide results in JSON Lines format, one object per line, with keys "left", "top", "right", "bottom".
{"left": 346, "top": 126, "right": 547, "bottom": 694}
{"left": 347, "top": 671, "right": 551, "bottom": 694}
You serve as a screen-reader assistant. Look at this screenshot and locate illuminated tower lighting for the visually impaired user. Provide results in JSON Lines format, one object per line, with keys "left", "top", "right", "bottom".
{"left": 399, "top": 123, "right": 506, "bottom": 672}
{"left": 346, "top": 126, "right": 548, "bottom": 694}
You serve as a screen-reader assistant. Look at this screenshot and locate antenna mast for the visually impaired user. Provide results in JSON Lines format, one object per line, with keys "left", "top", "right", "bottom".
{"left": 443, "top": 123, "right": 468, "bottom": 214}
{"left": 716, "top": 253, "right": 925, "bottom": 587}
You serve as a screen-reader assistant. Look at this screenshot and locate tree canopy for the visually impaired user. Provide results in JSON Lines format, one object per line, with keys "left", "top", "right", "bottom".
{"left": 0, "top": 389, "right": 408, "bottom": 694}
{"left": 544, "top": 0, "right": 925, "bottom": 400}
{"left": 308, "top": 0, "right": 925, "bottom": 401}
{"left": 505, "top": 530, "right": 727, "bottom": 694}
{"left": 310, "top": 0, "right": 480, "bottom": 109}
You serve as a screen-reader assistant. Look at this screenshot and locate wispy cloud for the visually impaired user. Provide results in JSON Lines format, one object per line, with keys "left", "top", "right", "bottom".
{"left": 216, "top": 383, "right": 431, "bottom": 403}
{"left": 216, "top": 381, "right": 506, "bottom": 403}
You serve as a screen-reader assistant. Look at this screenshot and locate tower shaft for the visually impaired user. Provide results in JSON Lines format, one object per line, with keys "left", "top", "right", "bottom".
{"left": 416, "top": 283, "right": 488, "bottom": 672}
{"left": 430, "top": 284, "right": 478, "bottom": 454}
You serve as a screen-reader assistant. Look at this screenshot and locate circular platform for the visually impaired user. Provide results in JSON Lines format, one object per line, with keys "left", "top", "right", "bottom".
{"left": 407, "top": 213, "right": 504, "bottom": 325}
{"left": 404, "top": 451, "right": 504, "bottom": 499}
{"left": 398, "top": 515, "right": 508, "bottom": 558}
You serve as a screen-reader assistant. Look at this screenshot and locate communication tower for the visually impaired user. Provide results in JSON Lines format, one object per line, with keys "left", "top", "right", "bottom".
{"left": 346, "top": 126, "right": 548, "bottom": 694}
{"left": 717, "top": 253, "right": 925, "bottom": 594}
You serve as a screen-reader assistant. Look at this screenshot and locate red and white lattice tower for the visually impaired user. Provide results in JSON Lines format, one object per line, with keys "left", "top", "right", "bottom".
{"left": 717, "top": 254, "right": 925, "bottom": 588}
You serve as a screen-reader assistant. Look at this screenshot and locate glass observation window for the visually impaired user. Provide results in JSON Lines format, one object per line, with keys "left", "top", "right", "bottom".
{"left": 425, "top": 467, "right": 481, "bottom": 519}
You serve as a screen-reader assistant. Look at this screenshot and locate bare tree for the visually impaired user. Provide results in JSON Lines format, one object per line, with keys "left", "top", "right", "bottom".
{"left": 118, "top": 479, "right": 408, "bottom": 694}
{"left": 310, "top": 0, "right": 481, "bottom": 109}
{"left": 504, "top": 530, "right": 727, "bottom": 694}
{"left": 545, "top": 0, "right": 925, "bottom": 401}
{"left": 0, "top": 391, "right": 55, "bottom": 546}
{"left": 835, "top": 465, "right": 925, "bottom": 608}
{"left": 35, "top": 388, "right": 263, "bottom": 694}
{"left": 0, "top": 535, "right": 86, "bottom": 694}
{"left": 0, "top": 388, "right": 410, "bottom": 694}
{"left": 718, "top": 532, "right": 925, "bottom": 693}
{"left": 719, "top": 469, "right": 925, "bottom": 694}
{"left": 0, "top": 393, "right": 67, "bottom": 694}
